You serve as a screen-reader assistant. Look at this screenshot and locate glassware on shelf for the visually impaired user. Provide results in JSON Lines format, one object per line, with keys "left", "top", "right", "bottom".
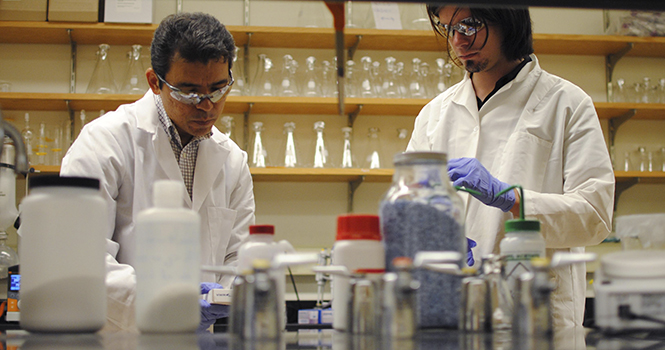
{"left": 371, "top": 60, "right": 383, "bottom": 97}
{"left": 358, "top": 56, "right": 377, "bottom": 98}
{"left": 408, "top": 58, "right": 429, "bottom": 99}
{"left": 341, "top": 127, "right": 356, "bottom": 168}
{"left": 87, "top": 44, "right": 117, "bottom": 94}
{"left": 120, "top": 44, "right": 149, "bottom": 95}
{"left": 35, "top": 122, "right": 48, "bottom": 166}
{"left": 79, "top": 110, "right": 87, "bottom": 137}
{"left": 297, "top": 0, "right": 331, "bottom": 28}
{"left": 345, "top": 60, "right": 358, "bottom": 98}
{"left": 321, "top": 60, "right": 337, "bottom": 98}
{"left": 50, "top": 126, "right": 63, "bottom": 166}
{"left": 230, "top": 47, "right": 246, "bottom": 96}
{"left": 364, "top": 127, "right": 382, "bottom": 169}
{"left": 252, "top": 54, "right": 275, "bottom": 97}
{"left": 434, "top": 59, "right": 450, "bottom": 96}
{"left": 622, "top": 151, "right": 631, "bottom": 171}
{"left": 630, "top": 146, "right": 649, "bottom": 172}
{"left": 0, "top": 80, "right": 10, "bottom": 92}
{"left": 640, "top": 77, "right": 656, "bottom": 103}
{"left": 281, "top": 122, "right": 300, "bottom": 168}
{"left": 400, "top": 2, "right": 430, "bottom": 30}
{"left": 382, "top": 57, "right": 401, "bottom": 99}
{"left": 250, "top": 121, "right": 268, "bottom": 168}
{"left": 278, "top": 54, "right": 299, "bottom": 97}
{"left": 396, "top": 62, "right": 408, "bottom": 98}
{"left": 654, "top": 147, "right": 665, "bottom": 172}
{"left": 220, "top": 116, "right": 236, "bottom": 144}
{"left": 313, "top": 121, "right": 330, "bottom": 168}
{"left": 396, "top": 128, "right": 410, "bottom": 155}
{"left": 302, "top": 56, "right": 322, "bottom": 97}
{"left": 612, "top": 78, "right": 626, "bottom": 103}
{"left": 21, "top": 113, "right": 34, "bottom": 165}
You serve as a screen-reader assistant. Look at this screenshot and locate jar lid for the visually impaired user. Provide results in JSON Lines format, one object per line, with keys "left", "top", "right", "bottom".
{"left": 29, "top": 175, "right": 100, "bottom": 190}
{"left": 601, "top": 250, "right": 665, "bottom": 279}
{"left": 505, "top": 219, "right": 540, "bottom": 232}
{"left": 250, "top": 224, "right": 275, "bottom": 235}
{"left": 336, "top": 214, "right": 381, "bottom": 241}
{"left": 393, "top": 151, "right": 447, "bottom": 166}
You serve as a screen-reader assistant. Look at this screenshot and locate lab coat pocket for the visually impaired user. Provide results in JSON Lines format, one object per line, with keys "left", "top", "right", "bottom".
{"left": 501, "top": 131, "right": 553, "bottom": 190}
{"left": 205, "top": 207, "right": 237, "bottom": 265}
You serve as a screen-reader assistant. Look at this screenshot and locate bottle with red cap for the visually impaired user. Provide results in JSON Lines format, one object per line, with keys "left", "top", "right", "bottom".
{"left": 236, "top": 224, "right": 295, "bottom": 330}
{"left": 330, "top": 214, "right": 385, "bottom": 331}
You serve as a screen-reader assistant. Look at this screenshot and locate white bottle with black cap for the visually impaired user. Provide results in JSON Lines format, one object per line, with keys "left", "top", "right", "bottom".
{"left": 135, "top": 180, "right": 201, "bottom": 333}
{"left": 19, "top": 175, "right": 108, "bottom": 332}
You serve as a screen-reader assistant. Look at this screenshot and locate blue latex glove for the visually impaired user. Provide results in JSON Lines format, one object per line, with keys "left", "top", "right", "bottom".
{"left": 466, "top": 238, "right": 477, "bottom": 266}
{"left": 448, "top": 157, "right": 516, "bottom": 212}
{"left": 198, "top": 282, "right": 230, "bottom": 333}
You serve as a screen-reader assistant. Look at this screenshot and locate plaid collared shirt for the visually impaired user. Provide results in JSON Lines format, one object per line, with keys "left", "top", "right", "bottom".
{"left": 154, "top": 94, "right": 211, "bottom": 199}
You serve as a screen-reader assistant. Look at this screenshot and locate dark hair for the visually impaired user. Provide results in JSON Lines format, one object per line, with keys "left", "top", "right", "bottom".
{"left": 426, "top": 5, "right": 533, "bottom": 65}
{"left": 150, "top": 12, "right": 236, "bottom": 84}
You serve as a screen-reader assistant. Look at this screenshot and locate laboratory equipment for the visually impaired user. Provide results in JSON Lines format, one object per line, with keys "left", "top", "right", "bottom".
{"left": 220, "top": 116, "right": 236, "bottom": 144}
{"left": 135, "top": 180, "right": 200, "bottom": 333}
{"left": 34, "top": 122, "right": 48, "bottom": 165}
{"left": 0, "top": 81, "right": 10, "bottom": 92}
{"left": 120, "top": 44, "right": 149, "bottom": 94}
{"left": 86, "top": 44, "right": 117, "bottom": 94}
{"left": 330, "top": 214, "right": 385, "bottom": 331}
{"left": 408, "top": 58, "right": 426, "bottom": 98}
{"left": 278, "top": 55, "right": 299, "bottom": 97}
{"left": 358, "top": 56, "right": 376, "bottom": 98}
{"left": 345, "top": 60, "right": 358, "bottom": 98}
{"left": 302, "top": 56, "right": 322, "bottom": 97}
{"left": 381, "top": 257, "right": 420, "bottom": 338}
{"left": 321, "top": 60, "right": 337, "bottom": 98}
{"left": 0, "top": 109, "right": 29, "bottom": 174}
{"left": 341, "top": 127, "right": 356, "bottom": 168}
{"left": 229, "top": 47, "right": 246, "bottom": 96}
{"left": 379, "top": 151, "right": 465, "bottom": 328}
{"left": 280, "top": 122, "right": 300, "bottom": 167}
{"left": 249, "top": 121, "right": 268, "bottom": 167}
{"left": 595, "top": 250, "right": 665, "bottom": 332}
{"left": 0, "top": 139, "right": 19, "bottom": 301}
{"left": 312, "top": 121, "right": 330, "bottom": 168}
{"left": 20, "top": 113, "right": 33, "bottom": 165}
{"left": 19, "top": 175, "right": 107, "bottom": 332}
{"left": 50, "top": 126, "right": 63, "bottom": 166}
{"left": 252, "top": 54, "right": 275, "bottom": 97}
{"left": 364, "top": 127, "right": 382, "bottom": 169}
{"left": 79, "top": 110, "right": 87, "bottom": 137}
{"left": 382, "top": 57, "right": 400, "bottom": 98}
{"left": 244, "top": 259, "right": 280, "bottom": 339}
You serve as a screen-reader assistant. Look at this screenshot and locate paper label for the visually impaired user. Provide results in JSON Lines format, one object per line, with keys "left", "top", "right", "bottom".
{"left": 372, "top": 2, "right": 402, "bottom": 30}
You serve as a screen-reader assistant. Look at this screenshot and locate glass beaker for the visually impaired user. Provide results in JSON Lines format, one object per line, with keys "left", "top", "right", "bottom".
{"left": 364, "top": 127, "right": 382, "bottom": 169}
{"left": 252, "top": 54, "right": 275, "bottom": 97}
{"left": 341, "top": 126, "right": 356, "bottom": 168}
{"left": 87, "top": 44, "right": 117, "bottom": 94}
{"left": 358, "top": 56, "right": 376, "bottom": 98}
{"left": 278, "top": 54, "right": 299, "bottom": 97}
{"left": 120, "top": 45, "right": 149, "bottom": 95}
{"left": 230, "top": 47, "right": 246, "bottom": 96}
{"left": 280, "top": 122, "right": 300, "bottom": 168}
{"left": 400, "top": 2, "right": 430, "bottom": 30}
{"left": 21, "top": 112, "right": 34, "bottom": 165}
{"left": 379, "top": 151, "right": 465, "bottom": 328}
{"left": 249, "top": 121, "right": 268, "bottom": 168}
{"left": 220, "top": 116, "right": 236, "bottom": 144}
{"left": 302, "top": 56, "right": 322, "bottom": 97}
{"left": 313, "top": 121, "right": 330, "bottom": 168}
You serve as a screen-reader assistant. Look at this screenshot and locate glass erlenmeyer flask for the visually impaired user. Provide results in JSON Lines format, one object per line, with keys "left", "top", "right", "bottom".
{"left": 420, "top": 62, "right": 433, "bottom": 98}
{"left": 396, "top": 128, "right": 410, "bottom": 153}
{"left": 252, "top": 54, "right": 275, "bottom": 97}
{"left": 434, "top": 58, "right": 449, "bottom": 96}
{"left": 341, "top": 127, "right": 356, "bottom": 168}
{"left": 87, "top": 44, "right": 117, "bottom": 94}
{"left": 313, "top": 121, "right": 330, "bottom": 168}
{"left": 281, "top": 122, "right": 300, "bottom": 167}
{"left": 297, "top": 0, "right": 331, "bottom": 28}
{"left": 250, "top": 121, "right": 268, "bottom": 168}
{"left": 302, "top": 56, "right": 322, "bottom": 97}
{"left": 371, "top": 60, "right": 383, "bottom": 98}
{"left": 79, "top": 110, "right": 87, "bottom": 137}
{"left": 359, "top": 56, "right": 376, "bottom": 98}
{"left": 400, "top": 2, "right": 430, "bottom": 30}
{"left": 220, "top": 116, "right": 236, "bottom": 144}
{"left": 279, "top": 54, "right": 299, "bottom": 97}
{"left": 396, "top": 61, "right": 408, "bottom": 98}
{"left": 51, "top": 126, "right": 63, "bottom": 166}
{"left": 120, "top": 45, "right": 149, "bottom": 94}
{"left": 321, "top": 60, "right": 337, "bottom": 98}
{"left": 230, "top": 47, "right": 246, "bottom": 96}
{"left": 408, "top": 58, "right": 425, "bottom": 98}
{"left": 364, "top": 127, "right": 382, "bottom": 169}
{"left": 345, "top": 60, "right": 357, "bottom": 98}
{"left": 35, "top": 122, "right": 48, "bottom": 166}
{"left": 383, "top": 57, "right": 401, "bottom": 98}
{"left": 21, "top": 113, "right": 33, "bottom": 165}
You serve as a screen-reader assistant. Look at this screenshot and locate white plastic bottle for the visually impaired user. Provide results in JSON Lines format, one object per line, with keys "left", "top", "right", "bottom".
{"left": 19, "top": 175, "right": 107, "bottom": 332}
{"left": 331, "top": 214, "right": 385, "bottom": 331}
{"left": 135, "top": 180, "right": 201, "bottom": 333}
{"left": 499, "top": 219, "right": 545, "bottom": 298}
{"left": 237, "top": 224, "right": 295, "bottom": 330}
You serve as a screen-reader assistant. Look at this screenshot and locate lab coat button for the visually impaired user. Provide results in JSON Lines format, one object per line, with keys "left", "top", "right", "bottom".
{"left": 473, "top": 126, "right": 479, "bottom": 133}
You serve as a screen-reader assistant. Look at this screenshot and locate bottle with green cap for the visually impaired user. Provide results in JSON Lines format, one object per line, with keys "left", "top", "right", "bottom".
{"left": 498, "top": 185, "right": 545, "bottom": 299}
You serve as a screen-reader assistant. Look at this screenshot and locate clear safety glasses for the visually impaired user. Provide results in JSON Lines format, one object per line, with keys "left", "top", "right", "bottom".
{"left": 157, "top": 72, "right": 234, "bottom": 105}
{"left": 433, "top": 16, "right": 486, "bottom": 38}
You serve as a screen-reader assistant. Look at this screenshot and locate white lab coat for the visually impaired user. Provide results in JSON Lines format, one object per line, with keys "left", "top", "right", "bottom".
{"left": 407, "top": 55, "right": 614, "bottom": 328}
{"left": 60, "top": 90, "right": 256, "bottom": 332}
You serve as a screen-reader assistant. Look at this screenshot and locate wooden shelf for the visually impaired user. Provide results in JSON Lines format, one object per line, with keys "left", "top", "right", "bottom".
{"left": 614, "top": 170, "right": 665, "bottom": 184}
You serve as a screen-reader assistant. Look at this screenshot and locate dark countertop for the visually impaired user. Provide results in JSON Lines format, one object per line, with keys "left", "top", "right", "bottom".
{"left": 2, "top": 327, "right": 665, "bottom": 350}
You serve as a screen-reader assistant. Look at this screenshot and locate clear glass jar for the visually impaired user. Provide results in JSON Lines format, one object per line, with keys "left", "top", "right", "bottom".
{"left": 379, "top": 151, "right": 465, "bottom": 328}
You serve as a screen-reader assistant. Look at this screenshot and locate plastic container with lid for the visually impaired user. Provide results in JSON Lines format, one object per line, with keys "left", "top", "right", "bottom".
{"left": 18, "top": 175, "right": 107, "bottom": 332}
{"left": 331, "top": 214, "right": 385, "bottom": 331}
{"left": 236, "top": 224, "right": 295, "bottom": 330}
{"left": 134, "top": 180, "right": 201, "bottom": 333}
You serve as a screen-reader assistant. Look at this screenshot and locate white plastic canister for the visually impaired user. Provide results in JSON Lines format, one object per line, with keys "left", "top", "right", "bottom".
{"left": 135, "top": 180, "right": 201, "bottom": 333}
{"left": 499, "top": 219, "right": 545, "bottom": 297}
{"left": 331, "top": 214, "right": 385, "bottom": 331}
{"left": 19, "top": 175, "right": 107, "bottom": 332}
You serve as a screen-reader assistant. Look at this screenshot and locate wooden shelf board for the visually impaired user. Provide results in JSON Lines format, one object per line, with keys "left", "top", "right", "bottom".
{"left": 594, "top": 102, "right": 665, "bottom": 120}
{"left": 614, "top": 170, "right": 665, "bottom": 184}
{"left": 250, "top": 167, "right": 393, "bottom": 182}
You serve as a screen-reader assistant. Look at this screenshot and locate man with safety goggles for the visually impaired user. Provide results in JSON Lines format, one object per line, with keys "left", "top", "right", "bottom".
{"left": 61, "top": 12, "right": 255, "bottom": 333}
{"left": 407, "top": 4, "right": 614, "bottom": 330}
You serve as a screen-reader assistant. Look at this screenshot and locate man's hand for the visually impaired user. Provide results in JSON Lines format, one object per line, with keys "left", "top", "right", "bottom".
{"left": 198, "top": 282, "right": 229, "bottom": 333}
{"left": 448, "top": 157, "right": 516, "bottom": 212}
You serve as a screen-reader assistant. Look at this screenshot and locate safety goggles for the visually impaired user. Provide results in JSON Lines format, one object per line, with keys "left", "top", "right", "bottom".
{"left": 433, "top": 16, "right": 486, "bottom": 38}
{"left": 157, "top": 72, "right": 234, "bottom": 105}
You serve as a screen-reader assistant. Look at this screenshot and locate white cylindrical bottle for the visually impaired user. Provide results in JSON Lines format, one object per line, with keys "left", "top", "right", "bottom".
{"left": 237, "top": 224, "right": 295, "bottom": 331}
{"left": 19, "top": 175, "right": 107, "bottom": 332}
{"left": 331, "top": 214, "right": 385, "bottom": 331}
{"left": 135, "top": 180, "right": 201, "bottom": 333}
{"left": 499, "top": 219, "right": 545, "bottom": 298}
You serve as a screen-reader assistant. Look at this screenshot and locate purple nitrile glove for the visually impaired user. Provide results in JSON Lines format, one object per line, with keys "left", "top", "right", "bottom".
{"left": 448, "top": 157, "right": 516, "bottom": 212}
{"left": 198, "top": 282, "right": 229, "bottom": 333}
{"left": 466, "top": 238, "right": 477, "bottom": 266}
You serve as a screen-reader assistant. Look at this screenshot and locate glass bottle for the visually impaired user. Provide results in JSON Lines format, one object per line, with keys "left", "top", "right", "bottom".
{"left": 345, "top": 60, "right": 358, "bottom": 98}
{"left": 371, "top": 60, "right": 383, "bottom": 98}
{"left": 358, "top": 56, "right": 376, "bottom": 98}
{"left": 613, "top": 78, "right": 626, "bottom": 103}
{"left": 321, "top": 60, "right": 336, "bottom": 98}
{"left": 632, "top": 146, "right": 649, "bottom": 172}
{"left": 220, "top": 116, "right": 236, "bottom": 144}
{"left": 379, "top": 151, "right": 465, "bottom": 328}
{"left": 408, "top": 58, "right": 427, "bottom": 99}
{"left": 21, "top": 112, "right": 33, "bottom": 165}
{"left": 35, "top": 122, "right": 48, "bottom": 166}
{"left": 383, "top": 57, "right": 400, "bottom": 98}
{"left": 302, "top": 56, "right": 322, "bottom": 97}
{"left": 278, "top": 54, "right": 299, "bottom": 97}
{"left": 250, "top": 121, "right": 268, "bottom": 168}
{"left": 420, "top": 62, "right": 434, "bottom": 98}
{"left": 396, "top": 61, "right": 408, "bottom": 98}
{"left": 281, "top": 122, "right": 299, "bottom": 168}
{"left": 252, "top": 54, "right": 275, "bottom": 97}
{"left": 364, "top": 127, "right": 382, "bottom": 169}
{"left": 341, "top": 127, "right": 356, "bottom": 168}
{"left": 230, "top": 47, "right": 246, "bottom": 96}
{"left": 120, "top": 45, "right": 149, "bottom": 95}
{"left": 313, "top": 121, "right": 329, "bottom": 168}
{"left": 86, "top": 44, "right": 117, "bottom": 94}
